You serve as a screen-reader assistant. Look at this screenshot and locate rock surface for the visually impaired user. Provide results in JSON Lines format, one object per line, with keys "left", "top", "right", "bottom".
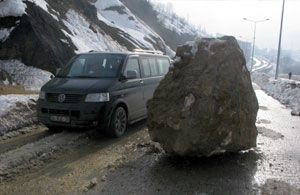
{"left": 147, "top": 36, "right": 259, "bottom": 157}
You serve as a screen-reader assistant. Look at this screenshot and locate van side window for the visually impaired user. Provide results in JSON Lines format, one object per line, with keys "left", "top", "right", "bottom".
{"left": 149, "top": 58, "right": 158, "bottom": 76}
{"left": 157, "top": 58, "right": 170, "bottom": 75}
{"left": 124, "top": 58, "right": 140, "bottom": 79}
{"left": 141, "top": 58, "right": 151, "bottom": 77}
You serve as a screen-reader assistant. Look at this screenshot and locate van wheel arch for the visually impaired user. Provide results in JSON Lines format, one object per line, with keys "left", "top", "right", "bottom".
{"left": 106, "top": 105, "right": 128, "bottom": 137}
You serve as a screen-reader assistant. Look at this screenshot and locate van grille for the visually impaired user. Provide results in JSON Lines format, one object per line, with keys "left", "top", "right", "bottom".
{"left": 46, "top": 93, "right": 83, "bottom": 103}
{"left": 42, "top": 108, "right": 80, "bottom": 118}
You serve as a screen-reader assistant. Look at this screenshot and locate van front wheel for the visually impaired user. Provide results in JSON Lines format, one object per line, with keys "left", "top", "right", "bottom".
{"left": 107, "top": 106, "right": 127, "bottom": 138}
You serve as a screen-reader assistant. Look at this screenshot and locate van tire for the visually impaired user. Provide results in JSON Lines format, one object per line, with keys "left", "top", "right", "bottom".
{"left": 106, "top": 106, "right": 127, "bottom": 138}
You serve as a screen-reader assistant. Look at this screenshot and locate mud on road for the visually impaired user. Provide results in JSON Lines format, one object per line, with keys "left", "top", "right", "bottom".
{"left": 1, "top": 86, "right": 300, "bottom": 195}
{"left": 0, "top": 121, "right": 262, "bottom": 195}
{"left": 0, "top": 120, "right": 158, "bottom": 194}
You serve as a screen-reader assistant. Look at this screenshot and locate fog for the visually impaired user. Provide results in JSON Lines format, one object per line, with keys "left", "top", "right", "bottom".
{"left": 151, "top": 0, "right": 300, "bottom": 51}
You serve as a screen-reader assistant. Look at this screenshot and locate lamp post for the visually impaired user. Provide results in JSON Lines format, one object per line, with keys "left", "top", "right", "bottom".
{"left": 275, "top": 0, "right": 285, "bottom": 80}
{"left": 243, "top": 18, "right": 270, "bottom": 72}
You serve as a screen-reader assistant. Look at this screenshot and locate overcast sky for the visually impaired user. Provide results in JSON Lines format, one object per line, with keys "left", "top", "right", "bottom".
{"left": 151, "top": 0, "right": 300, "bottom": 51}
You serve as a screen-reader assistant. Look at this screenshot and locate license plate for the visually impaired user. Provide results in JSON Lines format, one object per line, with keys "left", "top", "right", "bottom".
{"left": 50, "top": 115, "right": 70, "bottom": 123}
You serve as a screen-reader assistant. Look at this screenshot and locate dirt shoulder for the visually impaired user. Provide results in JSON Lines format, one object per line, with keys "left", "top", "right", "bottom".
{"left": 0, "top": 84, "right": 39, "bottom": 95}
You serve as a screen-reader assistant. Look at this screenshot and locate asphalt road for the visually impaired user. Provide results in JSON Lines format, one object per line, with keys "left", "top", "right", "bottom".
{"left": 0, "top": 84, "right": 300, "bottom": 195}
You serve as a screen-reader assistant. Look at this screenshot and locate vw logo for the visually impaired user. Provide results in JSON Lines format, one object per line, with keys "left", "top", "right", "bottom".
{"left": 58, "top": 94, "right": 66, "bottom": 103}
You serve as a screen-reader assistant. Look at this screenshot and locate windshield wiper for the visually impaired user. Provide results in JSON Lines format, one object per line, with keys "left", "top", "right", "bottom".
{"left": 71, "top": 76, "right": 98, "bottom": 78}
{"left": 56, "top": 75, "right": 71, "bottom": 78}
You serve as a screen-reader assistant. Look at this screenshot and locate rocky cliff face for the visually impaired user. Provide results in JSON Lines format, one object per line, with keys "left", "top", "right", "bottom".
{"left": 0, "top": 0, "right": 187, "bottom": 73}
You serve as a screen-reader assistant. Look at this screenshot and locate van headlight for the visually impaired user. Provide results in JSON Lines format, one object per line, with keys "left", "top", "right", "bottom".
{"left": 85, "top": 93, "right": 110, "bottom": 102}
{"left": 39, "top": 91, "right": 45, "bottom": 100}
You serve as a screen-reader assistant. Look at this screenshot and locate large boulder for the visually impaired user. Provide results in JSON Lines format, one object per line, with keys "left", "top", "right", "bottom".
{"left": 147, "top": 36, "right": 259, "bottom": 157}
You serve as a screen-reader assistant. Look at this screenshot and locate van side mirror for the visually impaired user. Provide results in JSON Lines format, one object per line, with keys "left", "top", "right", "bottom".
{"left": 56, "top": 68, "right": 61, "bottom": 76}
{"left": 125, "top": 70, "right": 137, "bottom": 79}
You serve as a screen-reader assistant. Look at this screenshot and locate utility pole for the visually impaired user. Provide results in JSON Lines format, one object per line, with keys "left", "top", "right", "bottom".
{"left": 275, "top": 0, "right": 285, "bottom": 80}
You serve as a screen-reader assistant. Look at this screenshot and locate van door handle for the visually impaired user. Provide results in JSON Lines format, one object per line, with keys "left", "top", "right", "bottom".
{"left": 139, "top": 80, "right": 144, "bottom": 85}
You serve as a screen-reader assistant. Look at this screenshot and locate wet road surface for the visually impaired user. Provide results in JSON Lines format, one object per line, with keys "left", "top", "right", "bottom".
{"left": 80, "top": 85, "right": 300, "bottom": 195}
{"left": 0, "top": 84, "right": 300, "bottom": 195}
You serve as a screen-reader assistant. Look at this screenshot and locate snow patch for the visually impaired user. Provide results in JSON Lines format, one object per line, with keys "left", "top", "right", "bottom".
{"left": 165, "top": 45, "right": 176, "bottom": 58}
{"left": 0, "top": 27, "right": 15, "bottom": 43}
{"left": 157, "top": 14, "right": 197, "bottom": 36}
{"left": 60, "top": 38, "right": 69, "bottom": 45}
{"left": 151, "top": 2, "right": 207, "bottom": 37}
{"left": 93, "top": 0, "right": 160, "bottom": 50}
{"left": 0, "top": 0, "right": 27, "bottom": 17}
{"left": 3, "top": 79, "right": 9, "bottom": 85}
{"left": 50, "top": 13, "right": 59, "bottom": 22}
{"left": 0, "top": 95, "right": 38, "bottom": 117}
{"left": 0, "top": 60, "right": 52, "bottom": 90}
{"left": 0, "top": 95, "right": 38, "bottom": 136}
{"left": 253, "top": 72, "right": 300, "bottom": 114}
{"left": 173, "top": 56, "right": 181, "bottom": 64}
{"left": 0, "top": 0, "right": 57, "bottom": 20}
{"left": 28, "top": 0, "right": 49, "bottom": 12}
{"left": 185, "top": 41, "right": 199, "bottom": 55}
{"left": 62, "top": 9, "right": 125, "bottom": 53}
{"left": 185, "top": 38, "right": 226, "bottom": 56}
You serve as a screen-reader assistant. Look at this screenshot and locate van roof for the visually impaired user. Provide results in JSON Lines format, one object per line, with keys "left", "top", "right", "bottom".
{"left": 82, "top": 50, "right": 168, "bottom": 57}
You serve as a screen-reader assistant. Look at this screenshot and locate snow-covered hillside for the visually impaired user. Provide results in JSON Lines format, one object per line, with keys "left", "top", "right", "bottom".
{"left": 61, "top": 9, "right": 126, "bottom": 53}
{"left": 1, "top": 0, "right": 185, "bottom": 76}
{"left": 0, "top": 0, "right": 168, "bottom": 53}
{"left": 94, "top": 0, "right": 162, "bottom": 50}
{"left": 154, "top": 6, "right": 206, "bottom": 37}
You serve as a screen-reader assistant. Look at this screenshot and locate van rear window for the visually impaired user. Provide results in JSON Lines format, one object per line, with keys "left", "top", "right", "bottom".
{"left": 57, "top": 54, "right": 126, "bottom": 78}
{"left": 157, "top": 58, "right": 170, "bottom": 75}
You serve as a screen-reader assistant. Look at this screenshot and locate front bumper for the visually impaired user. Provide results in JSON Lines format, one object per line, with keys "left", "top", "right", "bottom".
{"left": 37, "top": 99, "right": 111, "bottom": 128}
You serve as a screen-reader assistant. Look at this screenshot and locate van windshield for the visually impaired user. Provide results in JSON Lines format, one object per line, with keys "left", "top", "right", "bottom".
{"left": 57, "top": 53, "right": 126, "bottom": 78}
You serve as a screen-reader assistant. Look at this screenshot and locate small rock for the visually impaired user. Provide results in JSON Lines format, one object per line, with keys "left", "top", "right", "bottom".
{"left": 269, "top": 163, "right": 273, "bottom": 167}
{"left": 83, "top": 177, "right": 98, "bottom": 191}
{"left": 83, "top": 187, "right": 89, "bottom": 192}
{"left": 90, "top": 177, "right": 98, "bottom": 186}
{"left": 101, "top": 175, "right": 106, "bottom": 182}
{"left": 109, "top": 167, "right": 116, "bottom": 172}
{"left": 291, "top": 110, "right": 300, "bottom": 116}
{"left": 41, "top": 153, "right": 47, "bottom": 158}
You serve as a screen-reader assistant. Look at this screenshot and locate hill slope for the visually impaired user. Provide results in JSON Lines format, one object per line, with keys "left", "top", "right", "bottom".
{"left": 0, "top": 0, "right": 205, "bottom": 74}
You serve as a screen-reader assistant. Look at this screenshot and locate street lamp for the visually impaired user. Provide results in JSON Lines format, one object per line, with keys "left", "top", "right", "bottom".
{"left": 275, "top": 0, "right": 285, "bottom": 80}
{"left": 243, "top": 18, "right": 270, "bottom": 73}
